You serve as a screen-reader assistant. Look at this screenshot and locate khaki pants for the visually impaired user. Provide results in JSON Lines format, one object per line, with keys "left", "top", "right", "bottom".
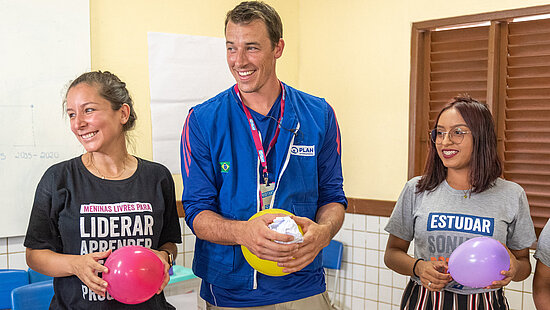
{"left": 206, "top": 291, "right": 334, "bottom": 310}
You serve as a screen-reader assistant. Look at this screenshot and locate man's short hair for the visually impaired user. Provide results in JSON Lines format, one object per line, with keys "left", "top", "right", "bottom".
{"left": 225, "top": 1, "right": 283, "bottom": 48}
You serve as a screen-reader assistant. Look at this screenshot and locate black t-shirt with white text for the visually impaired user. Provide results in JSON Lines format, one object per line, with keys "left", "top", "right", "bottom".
{"left": 24, "top": 156, "right": 181, "bottom": 309}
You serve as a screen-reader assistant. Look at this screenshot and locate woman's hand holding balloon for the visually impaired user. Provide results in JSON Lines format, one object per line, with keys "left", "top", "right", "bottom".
{"left": 151, "top": 249, "right": 171, "bottom": 294}
{"left": 485, "top": 245, "right": 518, "bottom": 289}
{"left": 70, "top": 249, "right": 111, "bottom": 297}
{"left": 417, "top": 260, "right": 452, "bottom": 292}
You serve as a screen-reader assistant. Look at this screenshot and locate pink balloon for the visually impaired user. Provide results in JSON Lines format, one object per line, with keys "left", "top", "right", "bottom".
{"left": 448, "top": 237, "right": 510, "bottom": 288}
{"left": 102, "top": 246, "right": 164, "bottom": 304}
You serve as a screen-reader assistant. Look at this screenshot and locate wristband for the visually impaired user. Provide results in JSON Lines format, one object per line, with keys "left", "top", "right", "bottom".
{"left": 412, "top": 258, "right": 424, "bottom": 278}
{"left": 161, "top": 249, "right": 174, "bottom": 267}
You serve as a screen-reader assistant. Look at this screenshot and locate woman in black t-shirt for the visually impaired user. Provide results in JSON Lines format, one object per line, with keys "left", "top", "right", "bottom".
{"left": 24, "top": 71, "right": 181, "bottom": 309}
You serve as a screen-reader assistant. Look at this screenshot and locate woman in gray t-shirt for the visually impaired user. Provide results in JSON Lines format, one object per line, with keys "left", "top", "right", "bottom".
{"left": 534, "top": 221, "right": 550, "bottom": 307}
{"left": 384, "top": 95, "right": 535, "bottom": 309}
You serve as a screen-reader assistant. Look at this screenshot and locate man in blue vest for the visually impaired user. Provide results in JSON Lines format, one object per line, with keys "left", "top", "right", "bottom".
{"left": 181, "top": 1, "right": 347, "bottom": 308}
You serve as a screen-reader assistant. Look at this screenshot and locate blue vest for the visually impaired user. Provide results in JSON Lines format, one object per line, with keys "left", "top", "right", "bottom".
{"left": 191, "top": 83, "right": 328, "bottom": 289}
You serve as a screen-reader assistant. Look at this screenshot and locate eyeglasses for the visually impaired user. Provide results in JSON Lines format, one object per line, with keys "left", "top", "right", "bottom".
{"left": 429, "top": 128, "right": 471, "bottom": 145}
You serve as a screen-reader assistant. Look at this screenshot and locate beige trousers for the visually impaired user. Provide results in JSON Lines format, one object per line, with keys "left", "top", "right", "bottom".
{"left": 206, "top": 291, "right": 334, "bottom": 310}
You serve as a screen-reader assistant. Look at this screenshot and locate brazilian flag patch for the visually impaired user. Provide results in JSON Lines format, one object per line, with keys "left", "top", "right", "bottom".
{"left": 220, "top": 161, "right": 230, "bottom": 173}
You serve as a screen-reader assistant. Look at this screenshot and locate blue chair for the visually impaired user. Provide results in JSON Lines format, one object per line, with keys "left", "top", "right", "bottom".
{"left": 11, "top": 280, "right": 54, "bottom": 310}
{"left": 27, "top": 268, "right": 53, "bottom": 283}
{"left": 322, "top": 240, "right": 343, "bottom": 308}
{"left": 0, "top": 269, "right": 29, "bottom": 309}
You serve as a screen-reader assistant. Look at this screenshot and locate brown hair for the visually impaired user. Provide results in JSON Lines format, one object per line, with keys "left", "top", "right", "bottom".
{"left": 416, "top": 95, "right": 502, "bottom": 193}
{"left": 225, "top": 1, "right": 283, "bottom": 48}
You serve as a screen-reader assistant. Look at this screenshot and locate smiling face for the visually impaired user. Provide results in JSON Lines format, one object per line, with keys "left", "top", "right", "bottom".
{"left": 66, "top": 83, "right": 129, "bottom": 153}
{"left": 225, "top": 19, "right": 284, "bottom": 95}
{"left": 435, "top": 108, "right": 473, "bottom": 173}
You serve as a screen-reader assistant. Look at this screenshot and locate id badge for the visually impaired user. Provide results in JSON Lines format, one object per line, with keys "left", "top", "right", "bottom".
{"left": 260, "top": 182, "right": 276, "bottom": 209}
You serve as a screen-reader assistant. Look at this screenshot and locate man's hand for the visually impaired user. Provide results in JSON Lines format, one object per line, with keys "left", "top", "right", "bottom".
{"left": 277, "top": 215, "right": 332, "bottom": 273}
{"left": 237, "top": 213, "right": 299, "bottom": 262}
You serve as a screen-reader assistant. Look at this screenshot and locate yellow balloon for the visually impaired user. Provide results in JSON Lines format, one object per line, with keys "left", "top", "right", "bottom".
{"left": 241, "top": 209, "right": 303, "bottom": 276}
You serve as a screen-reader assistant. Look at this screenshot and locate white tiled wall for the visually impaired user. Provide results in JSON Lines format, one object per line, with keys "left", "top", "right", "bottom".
{"left": 4, "top": 214, "right": 538, "bottom": 309}
{"left": 180, "top": 217, "right": 196, "bottom": 269}
{"left": 0, "top": 236, "right": 26, "bottom": 270}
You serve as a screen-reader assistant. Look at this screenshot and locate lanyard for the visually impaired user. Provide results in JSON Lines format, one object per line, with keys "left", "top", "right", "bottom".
{"left": 234, "top": 82, "right": 286, "bottom": 185}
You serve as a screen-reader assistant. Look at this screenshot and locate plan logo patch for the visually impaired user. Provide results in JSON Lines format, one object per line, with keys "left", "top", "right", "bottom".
{"left": 290, "top": 145, "right": 315, "bottom": 156}
{"left": 427, "top": 212, "right": 494, "bottom": 236}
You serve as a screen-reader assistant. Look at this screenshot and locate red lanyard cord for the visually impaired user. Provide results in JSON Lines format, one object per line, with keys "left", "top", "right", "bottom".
{"left": 234, "top": 82, "right": 285, "bottom": 185}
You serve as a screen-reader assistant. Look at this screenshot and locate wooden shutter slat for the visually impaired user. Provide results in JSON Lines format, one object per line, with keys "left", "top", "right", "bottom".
{"left": 430, "top": 80, "right": 487, "bottom": 92}
{"left": 522, "top": 183, "right": 550, "bottom": 194}
{"left": 431, "top": 40, "right": 488, "bottom": 53}
{"left": 509, "top": 19, "right": 550, "bottom": 35}
{"left": 431, "top": 26, "right": 489, "bottom": 41}
{"left": 505, "top": 132, "right": 550, "bottom": 143}
{"left": 431, "top": 60, "right": 487, "bottom": 72}
{"left": 504, "top": 172, "right": 550, "bottom": 184}
{"left": 507, "top": 88, "right": 550, "bottom": 98}
{"left": 429, "top": 90, "right": 486, "bottom": 102}
{"left": 506, "top": 109, "right": 550, "bottom": 119}
{"left": 508, "top": 76, "right": 550, "bottom": 88}
{"left": 532, "top": 210, "right": 550, "bottom": 220}
{"left": 504, "top": 141, "right": 550, "bottom": 152}
{"left": 431, "top": 70, "right": 486, "bottom": 82}
{"left": 504, "top": 162, "right": 550, "bottom": 173}
{"left": 504, "top": 172, "right": 550, "bottom": 180}
{"left": 529, "top": 199, "right": 550, "bottom": 209}
{"left": 505, "top": 152, "right": 550, "bottom": 164}
{"left": 527, "top": 196, "right": 550, "bottom": 208}
{"left": 509, "top": 44, "right": 550, "bottom": 57}
{"left": 508, "top": 32, "right": 550, "bottom": 45}
{"left": 508, "top": 66, "right": 550, "bottom": 77}
{"left": 506, "top": 173, "right": 550, "bottom": 187}
{"left": 505, "top": 120, "right": 550, "bottom": 130}
{"left": 508, "top": 55, "right": 550, "bottom": 67}
{"left": 431, "top": 50, "right": 488, "bottom": 62}
{"left": 506, "top": 99, "right": 550, "bottom": 109}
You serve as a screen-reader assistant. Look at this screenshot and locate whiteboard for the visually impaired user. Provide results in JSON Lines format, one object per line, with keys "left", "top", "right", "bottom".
{"left": 0, "top": 0, "right": 90, "bottom": 237}
{"left": 148, "top": 32, "right": 234, "bottom": 174}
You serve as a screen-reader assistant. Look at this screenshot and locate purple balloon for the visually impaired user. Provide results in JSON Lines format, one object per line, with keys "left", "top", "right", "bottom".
{"left": 448, "top": 237, "right": 510, "bottom": 288}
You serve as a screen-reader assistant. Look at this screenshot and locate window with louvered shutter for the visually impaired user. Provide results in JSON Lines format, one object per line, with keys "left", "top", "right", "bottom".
{"left": 505, "top": 19, "right": 550, "bottom": 235}
{"left": 428, "top": 26, "right": 490, "bottom": 155}
{"left": 409, "top": 5, "right": 550, "bottom": 236}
